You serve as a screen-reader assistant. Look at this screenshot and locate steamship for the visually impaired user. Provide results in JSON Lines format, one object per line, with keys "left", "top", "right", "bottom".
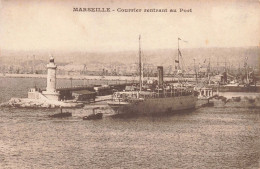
{"left": 107, "top": 36, "right": 197, "bottom": 114}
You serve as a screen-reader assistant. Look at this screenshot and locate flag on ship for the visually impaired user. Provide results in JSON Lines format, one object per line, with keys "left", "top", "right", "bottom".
{"left": 244, "top": 62, "right": 247, "bottom": 67}
{"left": 199, "top": 63, "right": 202, "bottom": 68}
{"left": 244, "top": 56, "right": 248, "bottom": 67}
{"left": 178, "top": 37, "right": 188, "bottom": 43}
{"left": 178, "top": 49, "right": 182, "bottom": 57}
{"left": 175, "top": 60, "right": 179, "bottom": 63}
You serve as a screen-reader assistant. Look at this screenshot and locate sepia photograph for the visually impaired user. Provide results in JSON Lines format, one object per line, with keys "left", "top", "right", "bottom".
{"left": 0, "top": 0, "right": 259, "bottom": 168}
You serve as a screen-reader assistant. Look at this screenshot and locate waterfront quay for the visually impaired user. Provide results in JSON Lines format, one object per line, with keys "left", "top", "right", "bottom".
{"left": 0, "top": 73, "right": 198, "bottom": 82}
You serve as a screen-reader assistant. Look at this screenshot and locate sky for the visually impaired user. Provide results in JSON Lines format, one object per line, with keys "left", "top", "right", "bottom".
{"left": 0, "top": 0, "right": 259, "bottom": 52}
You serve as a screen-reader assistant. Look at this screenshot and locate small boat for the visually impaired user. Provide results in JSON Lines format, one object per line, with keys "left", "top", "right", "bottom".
{"left": 201, "top": 102, "right": 214, "bottom": 107}
{"left": 49, "top": 107, "right": 72, "bottom": 118}
{"left": 232, "top": 97, "right": 241, "bottom": 102}
{"left": 248, "top": 98, "right": 255, "bottom": 103}
{"left": 83, "top": 107, "right": 103, "bottom": 120}
{"left": 83, "top": 113, "right": 103, "bottom": 120}
{"left": 49, "top": 112, "right": 72, "bottom": 118}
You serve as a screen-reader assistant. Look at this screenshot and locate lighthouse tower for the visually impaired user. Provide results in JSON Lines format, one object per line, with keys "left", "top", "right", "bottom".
{"left": 46, "top": 56, "right": 57, "bottom": 92}
{"left": 42, "top": 56, "right": 60, "bottom": 100}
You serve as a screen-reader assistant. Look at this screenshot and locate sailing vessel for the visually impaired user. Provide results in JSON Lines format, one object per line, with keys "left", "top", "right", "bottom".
{"left": 107, "top": 36, "right": 198, "bottom": 114}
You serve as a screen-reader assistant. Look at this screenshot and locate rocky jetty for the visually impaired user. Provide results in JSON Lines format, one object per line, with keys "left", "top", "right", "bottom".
{"left": 213, "top": 96, "right": 260, "bottom": 108}
{"left": 196, "top": 95, "right": 260, "bottom": 108}
{"left": 0, "top": 98, "right": 84, "bottom": 109}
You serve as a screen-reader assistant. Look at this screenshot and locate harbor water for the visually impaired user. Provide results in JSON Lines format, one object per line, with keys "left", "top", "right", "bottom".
{"left": 0, "top": 77, "right": 259, "bottom": 169}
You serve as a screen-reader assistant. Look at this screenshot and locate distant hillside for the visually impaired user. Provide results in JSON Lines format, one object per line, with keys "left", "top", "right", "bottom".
{"left": 1, "top": 47, "right": 259, "bottom": 69}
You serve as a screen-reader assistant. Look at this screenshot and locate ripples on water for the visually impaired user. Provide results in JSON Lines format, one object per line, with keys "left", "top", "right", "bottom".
{"left": 0, "top": 77, "right": 259, "bottom": 168}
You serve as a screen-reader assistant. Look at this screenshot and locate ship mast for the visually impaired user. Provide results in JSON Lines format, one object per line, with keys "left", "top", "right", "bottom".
{"left": 225, "top": 57, "right": 227, "bottom": 72}
{"left": 177, "top": 38, "right": 180, "bottom": 71}
{"left": 193, "top": 58, "right": 198, "bottom": 84}
{"left": 217, "top": 56, "right": 219, "bottom": 74}
{"left": 208, "top": 57, "right": 211, "bottom": 84}
{"left": 245, "top": 56, "right": 249, "bottom": 84}
{"left": 139, "top": 35, "right": 142, "bottom": 91}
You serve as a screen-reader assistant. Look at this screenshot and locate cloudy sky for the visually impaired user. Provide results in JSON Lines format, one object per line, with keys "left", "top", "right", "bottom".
{"left": 0, "top": 0, "right": 259, "bottom": 52}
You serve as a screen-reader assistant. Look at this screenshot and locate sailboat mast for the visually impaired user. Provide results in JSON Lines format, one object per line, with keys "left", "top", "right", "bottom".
{"left": 139, "top": 35, "right": 142, "bottom": 91}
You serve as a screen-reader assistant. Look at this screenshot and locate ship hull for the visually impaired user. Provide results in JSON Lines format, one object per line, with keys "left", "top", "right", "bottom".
{"left": 108, "top": 95, "right": 197, "bottom": 114}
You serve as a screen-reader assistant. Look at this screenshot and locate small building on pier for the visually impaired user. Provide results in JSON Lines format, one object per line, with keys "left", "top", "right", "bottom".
{"left": 194, "top": 84, "right": 214, "bottom": 100}
{"left": 72, "top": 90, "right": 96, "bottom": 102}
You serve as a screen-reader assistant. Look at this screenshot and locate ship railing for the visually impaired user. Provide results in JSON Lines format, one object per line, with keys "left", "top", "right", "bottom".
{"left": 112, "top": 91, "right": 157, "bottom": 101}
{"left": 112, "top": 96, "right": 145, "bottom": 103}
{"left": 154, "top": 87, "right": 193, "bottom": 98}
{"left": 111, "top": 88, "right": 194, "bottom": 101}
{"left": 111, "top": 91, "right": 139, "bottom": 102}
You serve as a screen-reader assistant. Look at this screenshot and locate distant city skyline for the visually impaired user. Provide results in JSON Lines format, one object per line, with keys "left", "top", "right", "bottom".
{"left": 1, "top": 47, "right": 258, "bottom": 69}
{"left": 0, "top": 0, "right": 259, "bottom": 52}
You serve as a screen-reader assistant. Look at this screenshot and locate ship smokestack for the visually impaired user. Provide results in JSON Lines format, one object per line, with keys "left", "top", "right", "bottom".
{"left": 157, "top": 66, "right": 163, "bottom": 86}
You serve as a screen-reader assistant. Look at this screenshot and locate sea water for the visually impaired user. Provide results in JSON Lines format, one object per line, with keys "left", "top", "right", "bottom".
{"left": 0, "top": 77, "right": 259, "bottom": 169}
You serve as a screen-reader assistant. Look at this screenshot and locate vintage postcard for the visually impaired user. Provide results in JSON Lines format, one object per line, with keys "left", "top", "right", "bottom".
{"left": 0, "top": 0, "right": 259, "bottom": 168}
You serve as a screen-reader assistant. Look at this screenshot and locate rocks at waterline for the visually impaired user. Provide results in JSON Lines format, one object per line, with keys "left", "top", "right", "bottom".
{"left": 0, "top": 98, "right": 83, "bottom": 108}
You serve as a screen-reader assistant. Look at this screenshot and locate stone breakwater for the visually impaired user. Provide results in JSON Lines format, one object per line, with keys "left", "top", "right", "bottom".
{"left": 0, "top": 98, "right": 84, "bottom": 108}
{"left": 198, "top": 95, "right": 260, "bottom": 108}
{"left": 1, "top": 95, "right": 260, "bottom": 109}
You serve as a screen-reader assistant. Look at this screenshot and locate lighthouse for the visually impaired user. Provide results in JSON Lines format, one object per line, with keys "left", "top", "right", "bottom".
{"left": 46, "top": 56, "right": 57, "bottom": 92}
{"left": 42, "top": 56, "right": 60, "bottom": 100}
